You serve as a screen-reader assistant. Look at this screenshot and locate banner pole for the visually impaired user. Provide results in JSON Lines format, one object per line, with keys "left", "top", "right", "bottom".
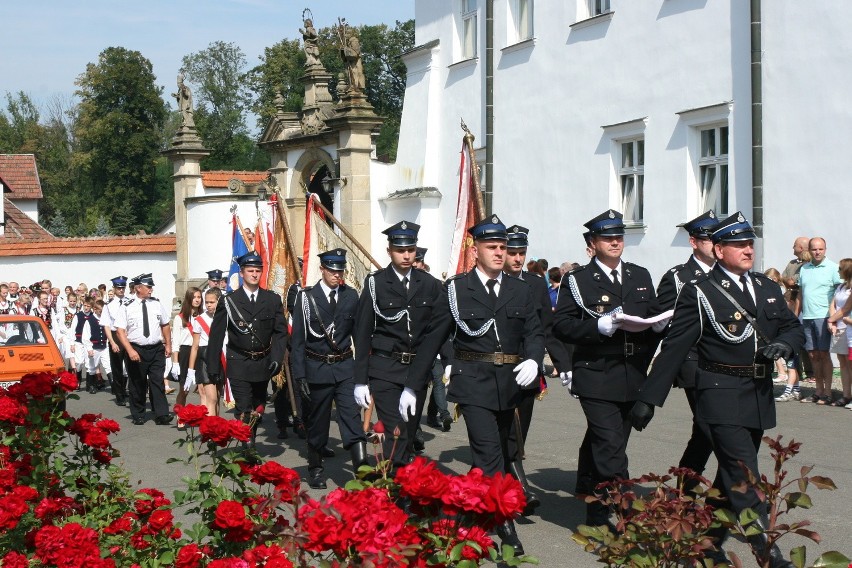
{"left": 272, "top": 191, "right": 304, "bottom": 283}
{"left": 304, "top": 192, "right": 383, "bottom": 270}
{"left": 461, "top": 118, "right": 486, "bottom": 220}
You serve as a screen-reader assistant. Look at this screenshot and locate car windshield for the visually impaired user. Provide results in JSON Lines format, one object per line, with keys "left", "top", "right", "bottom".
{"left": 0, "top": 320, "right": 49, "bottom": 346}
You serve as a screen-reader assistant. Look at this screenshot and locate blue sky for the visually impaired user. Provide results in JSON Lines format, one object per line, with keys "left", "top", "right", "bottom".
{"left": 1, "top": 0, "right": 414, "bottom": 110}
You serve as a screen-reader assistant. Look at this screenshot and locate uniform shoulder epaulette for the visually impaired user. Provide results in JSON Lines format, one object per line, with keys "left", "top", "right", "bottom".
{"left": 751, "top": 272, "right": 773, "bottom": 284}
{"left": 691, "top": 272, "right": 713, "bottom": 286}
{"left": 669, "top": 263, "right": 687, "bottom": 274}
{"left": 125, "top": 298, "right": 136, "bottom": 305}
{"left": 446, "top": 272, "right": 467, "bottom": 282}
{"left": 150, "top": 296, "right": 159, "bottom": 302}
{"left": 301, "top": 285, "right": 314, "bottom": 292}
{"left": 523, "top": 271, "right": 544, "bottom": 280}
{"left": 569, "top": 265, "right": 587, "bottom": 275}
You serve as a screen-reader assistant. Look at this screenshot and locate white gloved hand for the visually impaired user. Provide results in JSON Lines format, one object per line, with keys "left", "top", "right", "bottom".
{"left": 183, "top": 368, "right": 196, "bottom": 392}
{"left": 398, "top": 387, "right": 418, "bottom": 422}
{"left": 513, "top": 359, "right": 539, "bottom": 387}
{"left": 560, "top": 371, "right": 573, "bottom": 388}
{"left": 597, "top": 315, "right": 622, "bottom": 337}
{"left": 171, "top": 362, "right": 181, "bottom": 379}
{"left": 354, "top": 384, "right": 372, "bottom": 409}
{"left": 442, "top": 365, "right": 452, "bottom": 384}
{"left": 651, "top": 316, "right": 672, "bottom": 333}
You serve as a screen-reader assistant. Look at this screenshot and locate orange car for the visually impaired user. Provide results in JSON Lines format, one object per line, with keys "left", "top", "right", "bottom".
{"left": 0, "top": 315, "right": 66, "bottom": 388}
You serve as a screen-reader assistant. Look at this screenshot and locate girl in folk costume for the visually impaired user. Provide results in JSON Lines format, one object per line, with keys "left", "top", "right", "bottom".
{"left": 186, "top": 288, "right": 222, "bottom": 418}
{"left": 171, "top": 287, "right": 202, "bottom": 409}
{"left": 30, "top": 290, "right": 61, "bottom": 343}
{"left": 72, "top": 297, "right": 95, "bottom": 391}
{"left": 79, "top": 299, "right": 111, "bottom": 394}
{"left": 0, "top": 284, "right": 18, "bottom": 315}
{"left": 57, "top": 292, "right": 80, "bottom": 370}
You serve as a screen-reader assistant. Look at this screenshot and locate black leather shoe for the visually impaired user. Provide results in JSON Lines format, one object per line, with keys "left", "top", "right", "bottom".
{"left": 154, "top": 414, "right": 174, "bottom": 425}
{"left": 320, "top": 446, "right": 335, "bottom": 458}
{"left": 441, "top": 414, "right": 453, "bottom": 432}
{"left": 87, "top": 386, "right": 97, "bottom": 394}
{"left": 276, "top": 428, "right": 288, "bottom": 440}
{"left": 132, "top": 417, "right": 146, "bottom": 425}
{"left": 308, "top": 468, "right": 327, "bottom": 489}
{"left": 413, "top": 429, "right": 426, "bottom": 453}
{"left": 496, "top": 520, "right": 525, "bottom": 557}
{"left": 426, "top": 416, "right": 441, "bottom": 428}
{"left": 115, "top": 397, "right": 127, "bottom": 407}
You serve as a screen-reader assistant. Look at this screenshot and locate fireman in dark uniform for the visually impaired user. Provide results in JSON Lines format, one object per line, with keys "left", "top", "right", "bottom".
{"left": 629, "top": 212, "right": 803, "bottom": 567}
{"left": 552, "top": 209, "right": 661, "bottom": 529}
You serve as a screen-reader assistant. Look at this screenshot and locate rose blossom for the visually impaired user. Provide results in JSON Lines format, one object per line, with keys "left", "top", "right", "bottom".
{"left": 174, "top": 404, "right": 208, "bottom": 427}
{"left": 0, "top": 396, "right": 26, "bottom": 425}
{"left": 176, "top": 543, "right": 209, "bottom": 568}
{"left": 199, "top": 416, "right": 250, "bottom": 446}
{"left": 148, "top": 508, "right": 174, "bottom": 531}
{"left": 1, "top": 551, "right": 28, "bottom": 568}
{"left": 19, "top": 372, "right": 54, "bottom": 398}
{"left": 483, "top": 471, "right": 526, "bottom": 523}
{"left": 56, "top": 370, "right": 78, "bottom": 392}
{"left": 0, "top": 494, "right": 28, "bottom": 529}
{"left": 395, "top": 456, "right": 450, "bottom": 505}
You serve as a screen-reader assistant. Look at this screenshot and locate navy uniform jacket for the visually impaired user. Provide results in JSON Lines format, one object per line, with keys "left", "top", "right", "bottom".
{"left": 206, "top": 288, "right": 288, "bottom": 383}
{"left": 648, "top": 256, "right": 709, "bottom": 389}
{"left": 553, "top": 259, "right": 660, "bottom": 402}
{"left": 408, "top": 271, "right": 545, "bottom": 411}
{"left": 517, "top": 271, "right": 573, "bottom": 373}
{"left": 290, "top": 283, "right": 357, "bottom": 385}
{"left": 353, "top": 266, "right": 443, "bottom": 386}
{"left": 639, "top": 266, "right": 804, "bottom": 430}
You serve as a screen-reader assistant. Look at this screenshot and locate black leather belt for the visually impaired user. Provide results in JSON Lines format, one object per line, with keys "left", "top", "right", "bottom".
{"left": 372, "top": 349, "right": 417, "bottom": 364}
{"left": 454, "top": 350, "right": 520, "bottom": 366}
{"left": 591, "top": 343, "right": 645, "bottom": 357}
{"left": 231, "top": 345, "right": 271, "bottom": 360}
{"left": 699, "top": 360, "right": 771, "bottom": 379}
{"left": 130, "top": 342, "right": 163, "bottom": 350}
{"left": 306, "top": 348, "right": 353, "bottom": 364}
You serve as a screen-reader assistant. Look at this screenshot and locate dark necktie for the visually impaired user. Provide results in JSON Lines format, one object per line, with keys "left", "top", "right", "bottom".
{"left": 250, "top": 293, "right": 256, "bottom": 306}
{"left": 142, "top": 300, "right": 150, "bottom": 338}
{"left": 611, "top": 269, "right": 621, "bottom": 286}
{"left": 739, "top": 275, "right": 756, "bottom": 312}
{"left": 329, "top": 289, "right": 337, "bottom": 312}
{"left": 486, "top": 279, "right": 498, "bottom": 307}
{"left": 402, "top": 276, "right": 409, "bottom": 291}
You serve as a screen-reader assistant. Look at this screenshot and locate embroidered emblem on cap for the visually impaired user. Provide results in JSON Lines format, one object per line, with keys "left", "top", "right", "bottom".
{"left": 401, "top": 221, "right": 407, "bottom": 230}
{"left": 512, "top": 226, "right": 519, "bottom": 232}
{"left": 492, "top": 215, "right": 498, "bottom": 223}
{"left": 608, "top": 210, "right": 615, "bottom": 219}
{"left": 737, "top": 213, "right": 745, "bottom": 223}
{"left": 337, "top": 249, "right": 344, "bottom": 255}
{"left": 709, "top": 211, "right": 716, "bottom": 219}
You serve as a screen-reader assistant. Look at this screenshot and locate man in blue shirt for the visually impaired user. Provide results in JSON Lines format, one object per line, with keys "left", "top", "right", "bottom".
{"left": 799, "top": 237, "right": 842, "bottom": 404}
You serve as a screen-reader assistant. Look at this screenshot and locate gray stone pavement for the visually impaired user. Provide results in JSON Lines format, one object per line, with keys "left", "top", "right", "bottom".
{"left": 69, "top": 382, "right": 852, "bottom": 567}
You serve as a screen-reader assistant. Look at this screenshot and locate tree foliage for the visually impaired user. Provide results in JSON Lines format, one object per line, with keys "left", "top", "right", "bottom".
{"left": 74, "top": 46, "right": 167, "bottom": 235}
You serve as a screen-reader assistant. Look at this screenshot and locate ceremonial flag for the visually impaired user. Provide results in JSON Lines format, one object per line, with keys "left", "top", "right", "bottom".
{"left": 267, "top": 194, "right": 301, "bottom": 302}
{"left": 255, "top": 198, "right": 275, "bottom": 289}
{"left": 227, "top": 213, "right": 250, "bottom": 292}
{"left": 302, "top": 193, "right": 372, "bottom": 295}
{"left": 446, "top": 138, "right": 483, "bottom": 276}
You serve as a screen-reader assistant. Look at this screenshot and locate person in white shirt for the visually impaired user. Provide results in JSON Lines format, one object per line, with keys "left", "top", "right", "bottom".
{"left": 171, "top": 287, "right": 202, "bottom": 411}
{"left": 186, "top": 288, "right": 223, "bottom": 417}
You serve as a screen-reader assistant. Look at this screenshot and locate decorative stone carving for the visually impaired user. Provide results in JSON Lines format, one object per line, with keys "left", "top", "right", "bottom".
{"left": 337, "top": 19, "right": 365, "bottom": 94}
{"left": 300, "top": 10, "right": 321, "bottom": 68}
{"left": 173, "top": 74, "right": 195, "bottom": 128}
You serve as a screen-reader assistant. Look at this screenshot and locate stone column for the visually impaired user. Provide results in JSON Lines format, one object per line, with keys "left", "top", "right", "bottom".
{"left": 162, "top": 128, "right": 209, "bottom": 299}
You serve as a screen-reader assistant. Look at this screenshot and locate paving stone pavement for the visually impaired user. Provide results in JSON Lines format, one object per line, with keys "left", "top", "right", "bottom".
{"left": 69, "top": 381, "right": 852, "bottom": 567}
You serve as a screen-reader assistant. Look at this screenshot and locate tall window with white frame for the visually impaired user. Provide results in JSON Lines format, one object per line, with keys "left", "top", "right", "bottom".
{"left": 698, "top": 125, "right": 729, "bottom": 215}
{"left": 619, "top": 138, "right": 644, "bottom": 224}
{"left": 512, "top": 0, "right": 533, "bottom": 42}
{"left": 589, "top": 0, "right": 611, "bottom": 16}
{"left": 461, "top": 0, "right": 478, "bottom": 59}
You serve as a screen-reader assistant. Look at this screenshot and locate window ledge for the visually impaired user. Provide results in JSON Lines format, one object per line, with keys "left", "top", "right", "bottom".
{"left": 501, "top": 37, "right": 535, "bottom": 54}
{"left": 449, "top": 57, "right": 478, "bottom": 70}
{"left": 623, "top": 223, "right": 647, "bottom": 234}
{"left": 570, "top": 11, "right": 614, "bottom": 31}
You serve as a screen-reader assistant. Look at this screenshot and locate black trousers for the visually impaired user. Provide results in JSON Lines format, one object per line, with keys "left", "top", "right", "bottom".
{"left": 459, "top": 404, "right": 515, "bottom": 476}
{"left": 305, "top": 377, "right": 365, "bottom": 451}
{"left": 707, "top": 424, "right": 764, "bottom": 514}
{"left": 126, "top": 343, "right": 169, "bottom": 420}
{"left": 229, "top": 378, "right": 269, "bottom": 417}
{"left": 507, "top": 388, "right": 537, "bottom": 461}
{"left": 678, "top": 387, "right": 714, "bottom": 476}
{"left": 370, "top": 377, "right": 424, "bottom": 467}
{"left": 273, "top": 353, "right": 304, "bottom": 427}
{"left": 108, "top": 344, "right": 127, "bottom": 399}
{"left": 575, "top": 397, "right": 633, "bottom": 495}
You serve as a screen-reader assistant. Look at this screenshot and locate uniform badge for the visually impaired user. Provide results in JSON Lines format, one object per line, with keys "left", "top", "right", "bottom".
{"left": 492, "top": 215, "right": 499, "bottom": 224}
{"left": 737, "top": 212, "right": 745, "bottom": 223}
{"left": 593, "top": 273, "right": 601, "bottom": 281}
{"left": 512, "top": 225, "right": 519, "bottom": 232}
{"left": 755, "top": 279, "right": 762, "bottom": 287}
{"left": 608, "top": 210, "right": 615, "bottom": 219}
{"left": 401, "top": 221, "right": 407, "bottom": 230}
{"left": 601, "top": 295, "right": 609, "bottom": 302}
{"left": 728, "top": 324, "right": 737, "bottom": 333}
{"left": 721, "top": 280, "right": 730, "bottom": 289}
{"left": 596, "top": 305, "right": 605, "bottom": 314}
{"left": 768, "top": 298, "right": 776, "bottom": 303}
{"left": 238, "top": 321, "right": 246, "bottom": 328}
{"left": 709, "top": 211, "right": 716, "bottom": 219}
{"left": 695, "top": 269, "right": 702, "bottom": 276}
{"left": 734, "top": 312, "right": 742, "bottom": 321}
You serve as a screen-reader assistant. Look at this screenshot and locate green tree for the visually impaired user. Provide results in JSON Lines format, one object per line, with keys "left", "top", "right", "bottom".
{"left": 45, "top": 210, "right": 69, "bottom": 237}
{"left": 0, "top": 92, "right": 41, "bottom": 153}
{"left": 74, "top": 47, "right": 167, "bottom": 235}
{"left": 180, "top": 41, "right": 265, "bottom": 170}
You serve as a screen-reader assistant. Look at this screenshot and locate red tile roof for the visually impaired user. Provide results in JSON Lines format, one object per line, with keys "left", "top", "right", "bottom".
{"left": 202, "top": 170, "right": 268, "bottom": 188}
{"left": 0, "top": 155, "right": 43, "bottom": 199}
{"left": 1, "top": 198, "right": 53, "bottom": 242}
{"left": 0, "top": 232, "right": 176, "bottom": 257}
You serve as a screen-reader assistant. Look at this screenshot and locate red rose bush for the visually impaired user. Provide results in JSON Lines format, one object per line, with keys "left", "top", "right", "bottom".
{"left": 0, "top": 375, "right": 534, "bottom": 567}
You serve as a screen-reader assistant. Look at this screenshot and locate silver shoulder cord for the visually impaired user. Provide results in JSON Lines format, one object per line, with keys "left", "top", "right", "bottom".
{"left": 369, "top": 274, "right": 411, "bottom": 338}
{"left": 568, "top": 274, "right": 623, "bottom": 319}
{"left": 447, "top": 279, "right": 501, "bottom": 345}
{"left": 223, "top": 296, "right": 251, "bottom": 335}
{"left": 300, "top": 291, "right": 335, "bottom": 339}
{"left": 696, "top": 286, "right": 754, "bottom": 344}
{"left": 674, "top": 272, "right": 684, "bottom": 294}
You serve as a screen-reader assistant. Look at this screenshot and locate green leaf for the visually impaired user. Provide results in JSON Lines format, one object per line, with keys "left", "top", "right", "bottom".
{"left": 449, "top": 542, "right": 465, "bottom": 562}
{"left": 737, "top": 508, "right": 759, "bottom": 527}
{"left": 808, "top": 476, "right": 837, "bottom": 490}
{"left": 811, "top": 551, "right": 852, "bottom": 567}
{"left": 785, "top": 492, "right": 813, "bottom": 509}
{"left": 714, "top": 508, "right": 737, "bottom": 524}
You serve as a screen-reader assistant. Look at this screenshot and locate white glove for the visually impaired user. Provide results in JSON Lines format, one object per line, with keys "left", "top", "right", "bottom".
{"left": 354, "top": 384, "right": 372, "bottom": 409}
{"left": 651, "top": 316, "right": 672, "bottom": 333}
{"left": 398, "top": 387, "right": 417, "bottom": 422}
{"left": 513, "top": 359, "right": 539, "bottom": 387}
{"left": 171, "top": 362, "right": 181, "bottom": 379}
{"left": 560, "top": 371, "right": 573, "bottom": 389}
{"left": 597, "top": 315, "right": 622, "bottom": 337}
{"left": 183, "top": 369, "right": 196, "bottom": 392}
{"left": 442, "top": 365, "right": 452, "bottom": 384}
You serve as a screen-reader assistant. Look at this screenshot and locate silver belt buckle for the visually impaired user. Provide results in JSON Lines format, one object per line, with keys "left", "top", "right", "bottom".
{"left": 624, "top": 343, "right": 635, "bottom": 357}
{"left": 493, "top": 350, "right": 504, "bottom": 367}
{"left": 399, "top": 352, "right": 413, "bottom": 364}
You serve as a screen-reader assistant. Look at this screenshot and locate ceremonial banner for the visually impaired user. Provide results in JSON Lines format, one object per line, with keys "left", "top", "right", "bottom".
{"left": 226, "top": 213, "right": 250, "bottom": 292}
{"left": 255, "top": 198, "right": 275, "bottom": 289}
{"left": 446, "top": 138, "right": 482, "bottom": 276}
{"left": 267, "top": 194, "right": 301, "bottom": 300}
{"left": 302, "top": 193, "right": 372, "bottom": 295}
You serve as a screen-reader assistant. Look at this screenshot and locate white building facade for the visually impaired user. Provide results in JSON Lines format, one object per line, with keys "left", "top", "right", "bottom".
{"left": 384, "top": 0, "right": 852, "bottom": 278}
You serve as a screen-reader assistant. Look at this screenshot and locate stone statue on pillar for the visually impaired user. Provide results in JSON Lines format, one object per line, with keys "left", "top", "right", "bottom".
{"left": 173, "top": 74, "right": 195, "bottom": 128}
{"left": 300, "top": 11, "right": 321, "bottom": 68}
{"left": 337, "top": 19, "right": 365, "bottom": 94}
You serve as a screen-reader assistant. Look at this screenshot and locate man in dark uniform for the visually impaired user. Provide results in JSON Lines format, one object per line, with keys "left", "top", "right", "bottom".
{"left": 503, "top": 224, "right": 572, "bottom": 515}
{"left": 207, "top": 253, "right": 288, "bottom": 450}
{"left": 407, "top": 215, "right": 545, "bottom": 556}
{"left": 101, "top": 275, "right": 129, "bottom": 406}
{"left": 205, "top": 269, "right": 224, "bottom": 293}
{"left": 629, "top": 213, "right": 802, "bottom": 568}
{"left": 552, "top": 209, "right": 661, "bottom": 529}
{"left": 353, "top": 221, "right": 444, "bottom": 467}
{"left": 290, "top": 249, "right": 367, "bottom": 489}
{"left": 647, "top": 210, "right": 718, "bottom": 489}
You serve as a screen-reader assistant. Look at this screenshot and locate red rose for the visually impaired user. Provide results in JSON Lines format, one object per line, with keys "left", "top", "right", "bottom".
{"left": 0, "top": 494, "right": 28, "bottom": 530}
{"left": 19, "top": 372, "right": 54, "bottom": 398}
{"left": 208, "top": 559, "right": 249, "bottom": 568}
{"left": 483, "top": 471, "right": 526, "bottom": 523}
{"left": 174, "top": 404, "right": 208, "bottom": 427}
{"left": 0, "top": 396, "right": 26, "bottom": 425}
{"left": 212, "top": 500, "right": 254, "bottom": 541}
{"left": 34, "top": 496, "right": 78, "bottom": 521}
{"left": 34, "top": 522, "right": 102, "bottom": 567}
{"left": 395, "top": 456, "right": 450, "bottom": 505}
{"left": 250, "top": 461, "right": 300, "bottom": 490}
{"left": 148, "top": 508, "right": 174, "bottom": 531}
{"left": 456, "top": 525, "right": 495, "bottom": 560}
{"left": 229, "top": 420, "right": 251, "bottom": 443}
{"left": 199, "top": 416, "right": 249, "bottom": 446}
{"left": 176, "top": 544, "right": 207, "bottom": 568}
{"left": 1, "top": 551, "right": 29, "bottom": 568}
{"left": 242, "top": 544, "right": 293, "bottom": 568}
{"left": 442, "top": 468, "right": 491, "bottom": 515}
{"left": 56, "top": 371, "right": 78, "bottom": 392}
{"left": 373, "top": 420, "right": 385, "bottom": 434}
{"left": 11, "top": 484, "right": 38, "bottom": 502}
{"left": 103, "top": 513, "right": 136, "bottom": 535}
